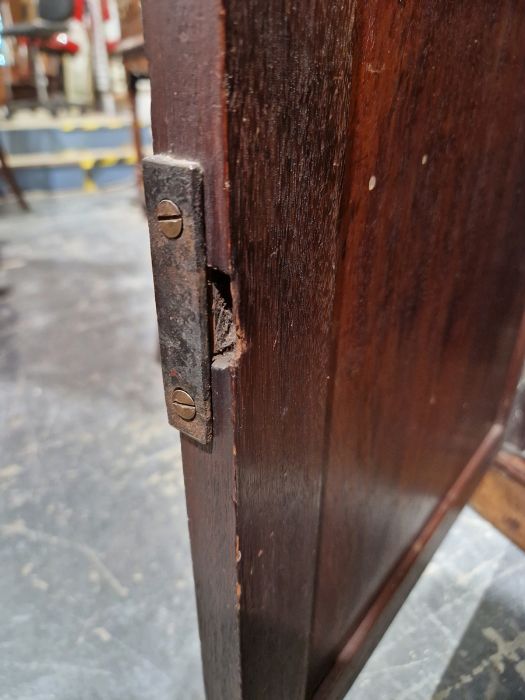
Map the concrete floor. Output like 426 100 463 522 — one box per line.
0 189 524 700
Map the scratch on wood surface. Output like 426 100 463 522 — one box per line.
235 535 242 563
365 62 385 74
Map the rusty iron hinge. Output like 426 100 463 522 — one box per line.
143 155 212 445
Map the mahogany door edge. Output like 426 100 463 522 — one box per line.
180 362 243 700
313 423 503 700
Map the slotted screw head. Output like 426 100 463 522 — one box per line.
172 389 196 421
156 199 183 239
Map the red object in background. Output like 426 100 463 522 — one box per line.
40 0 84 55
72 0 85 20
100 0 121 53
42 32 79 54
39 1 120 58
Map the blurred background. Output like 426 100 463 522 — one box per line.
0 2 524 699
0 0 150 202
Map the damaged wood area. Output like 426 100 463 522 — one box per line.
209 268 236 357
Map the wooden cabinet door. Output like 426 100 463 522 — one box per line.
141 1 525 698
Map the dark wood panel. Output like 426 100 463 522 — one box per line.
315 426 503 700
310 0 525 691
142 0 230 271
225 2 356 697
143 0 525 697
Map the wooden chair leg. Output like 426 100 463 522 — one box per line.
0 145 29 211
126 71 145 203
471 451 525 551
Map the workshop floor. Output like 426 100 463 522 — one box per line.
0 189 524 700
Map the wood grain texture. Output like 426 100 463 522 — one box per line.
141 0 230 271
315 425 504 700
225 2 356 697
181 362 242 700
142 3 240 697
309 1 525 691
143 0 525 697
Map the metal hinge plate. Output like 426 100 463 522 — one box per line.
143 155 212 445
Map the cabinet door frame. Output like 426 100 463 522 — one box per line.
142 1 525 697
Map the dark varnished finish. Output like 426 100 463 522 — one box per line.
141 2 239 694
226 2 356 697
141 0 230 272
181 361 242 700
309 2 525 690
315 426 504 700
143 0 525 698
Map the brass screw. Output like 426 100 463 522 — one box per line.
156 199 183 239
172 389 196 421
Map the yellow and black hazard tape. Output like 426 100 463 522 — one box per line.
79 153 137 191
61 118 129 133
